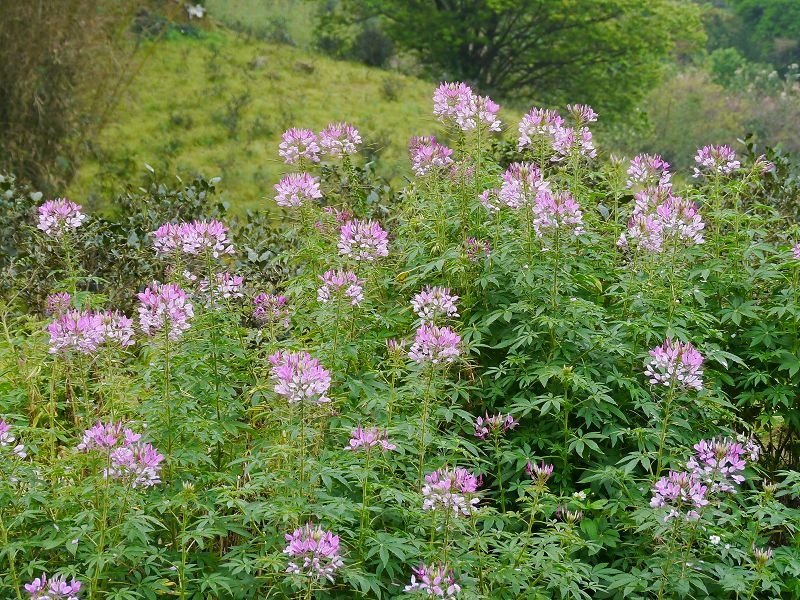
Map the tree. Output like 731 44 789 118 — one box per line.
320 0 703 117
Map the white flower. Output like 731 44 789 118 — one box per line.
709 535 721 545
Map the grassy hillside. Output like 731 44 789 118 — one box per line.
69 27 434 213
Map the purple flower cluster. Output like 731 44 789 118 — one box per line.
137 282 194 341
464 237 491 261
422 467 481 516
693 144 741 178
408 324 461 365
78 422 164 488
409 136 455 176
268 350 331 405
411 286 459 323
433 82 502 132
498 162 551 209
274 172 323 207
284 522 344 582
644 338 704 391
618 188 705 253
24 574 82 600
317 269 365 306
687 437 753 493
793 243 800 260
151 220 235 258
47 309 135 354
532 190 584 237
517 106 597 161
279 128 321 164
253 293 290 329
474 412 518 440
525 461 554 485
37 199 86 238
626 154 672 190
320 122 362 157
344 427 396 452
199 272 244 304
404 563 461 598
650 470 709 522
338 219 389 261
0 419 26 459
45 292 72 316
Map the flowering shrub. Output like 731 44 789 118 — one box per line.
1 81 800 600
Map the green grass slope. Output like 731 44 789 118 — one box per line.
70 28 434 213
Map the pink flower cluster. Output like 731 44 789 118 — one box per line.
404 563 461 598
284 522 344 582
320 122 362 157
498 162 551 209
137 282 194 341
433 82 502 132
626 154 672 190
409 136 455 176
199 272 244 304
344 427 396 452
793 243 800 260
411 286 459 323
268 350 331 405
274 172 322 207
644 338 704 391
408 324 461 365
687 437 754 493
47 309 135 354
338 219 389 261
474 412 518 440
151 220 235 258
0 419 26 458
532 191 584 237
37 199 86 238
618 188 705 253
693 144 741 178
317 269 364 306
464 237 491 261
650 470 709 522
78 422 164 488
517 106 597 161
45 292 72 316
526 461 554 485
253 293 290 329
24 574 82 600
422 466 481 516
279 128 321 164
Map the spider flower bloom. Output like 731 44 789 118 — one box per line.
47 311 106 354
452 93 502 132
656 196 705 246
409 136 454 176
274 172 323 207
517 108 564 151
632 185 674 216
626 154 672 190
317 269 364 306
344 427 396 451
268 350 331 405
284 522 344 582
100 310 136 348
253 293 290 329
753 546 773 567
152 220 235 258
525 461 555 484
338 219 389 261
319 122 361 157
793 243 800 260
474 412 518 440
408 324 461 365
411 286 459 323
137 282 194 341
36 198 87 238
45 292 72 316
532 190 584 237
433 82 474 123
498 162 551 209
693 144 741 178
644 339 704 391
77 421 138 451
199 272 244 304
551 125 596 162
279 128 320 164
108 442 165 488
464 237 491 261
24 574 82 600
404 563 461 598
0 420 26 459
566 103 598 125
478 189 502 213
687 438 748 493
422 467 481 516
650 470 709 522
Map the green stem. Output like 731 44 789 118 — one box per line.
655 384 677 478
417 369 437 484
90 457 112 599
0 508 23 600
493 434 506 512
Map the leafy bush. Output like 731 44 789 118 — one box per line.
1 83 799 599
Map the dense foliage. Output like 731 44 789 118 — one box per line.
1 83 800 599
